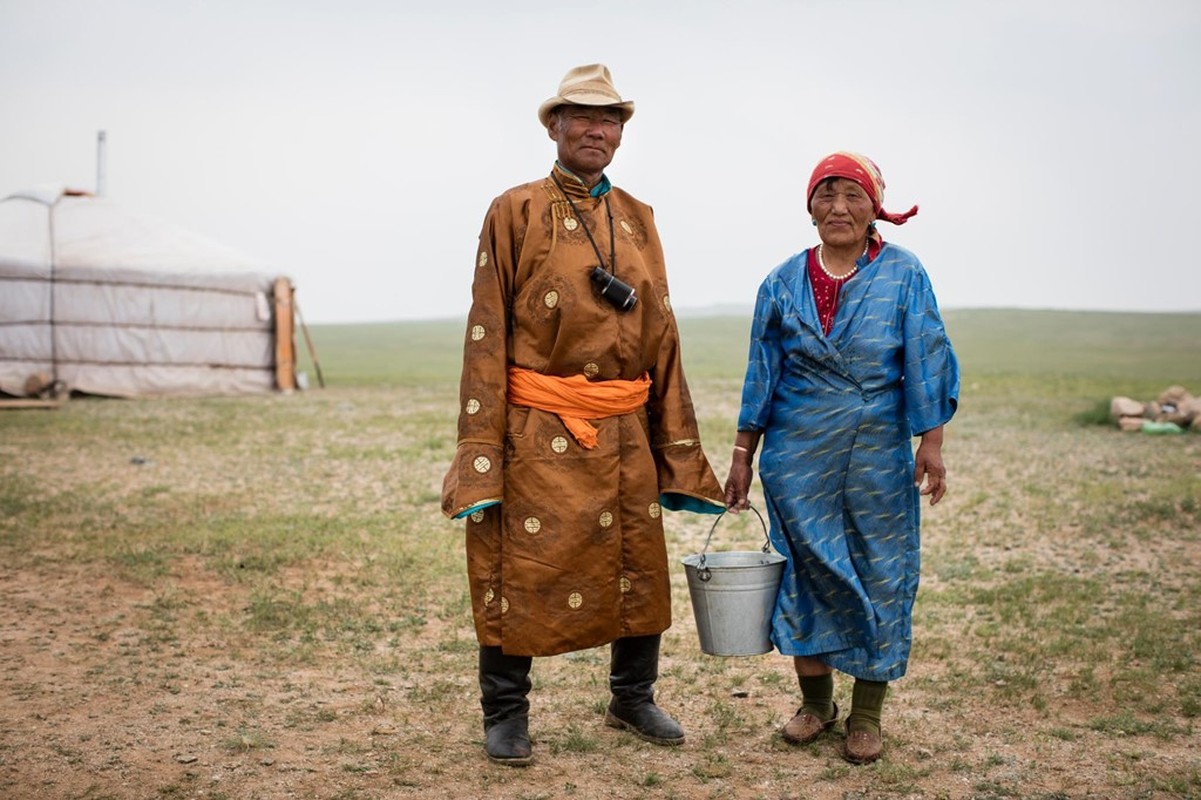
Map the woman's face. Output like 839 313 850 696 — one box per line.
810 178 875 248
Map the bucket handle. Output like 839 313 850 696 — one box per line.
696 504 770 582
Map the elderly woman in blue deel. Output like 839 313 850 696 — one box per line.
723 152 960 765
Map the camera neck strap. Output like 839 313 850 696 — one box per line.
551 172 616 276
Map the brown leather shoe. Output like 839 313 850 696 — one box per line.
843 722 882 764
781 702 838 745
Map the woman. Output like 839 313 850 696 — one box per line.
723 152 959 765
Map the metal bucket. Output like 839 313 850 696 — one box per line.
681 507 785 657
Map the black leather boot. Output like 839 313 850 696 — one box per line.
479 646 533 766
604 634 685 745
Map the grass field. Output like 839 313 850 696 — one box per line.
1 309 1199 799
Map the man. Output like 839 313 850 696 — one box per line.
441 64 725 766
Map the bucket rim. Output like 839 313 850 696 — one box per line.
681 550 786 568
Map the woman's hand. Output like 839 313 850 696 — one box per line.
914 425 947 505
724 458 753 512
724 432 760 512
723 432 762 512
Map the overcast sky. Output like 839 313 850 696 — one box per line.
2 0 1198 323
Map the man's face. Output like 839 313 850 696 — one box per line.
549 105 623 180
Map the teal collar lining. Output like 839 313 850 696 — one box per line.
554 161 611 197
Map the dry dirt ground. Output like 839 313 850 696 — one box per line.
2 389 1199 800
3 544 1197 800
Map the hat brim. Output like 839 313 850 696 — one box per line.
538 95 635 128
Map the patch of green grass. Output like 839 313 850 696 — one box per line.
1086 711 1191 740
1149 765 1201 795
550 724 601 754
1123 612 1197 673
223 726 274 752
298 320 464 387
0 473 47 525
244 587 313 632
1178 676 1201 718
1074 398 1115 427
691 753 734 780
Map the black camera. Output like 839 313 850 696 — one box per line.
590 266 637 312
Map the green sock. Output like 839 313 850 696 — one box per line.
848 679 888 734
798 673 835 720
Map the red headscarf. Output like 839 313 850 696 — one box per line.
806 151 918 226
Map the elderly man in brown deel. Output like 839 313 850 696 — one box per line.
442 64 725 766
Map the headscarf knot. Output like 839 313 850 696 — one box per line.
806 151 918 226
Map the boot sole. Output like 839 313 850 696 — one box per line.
487 752 533 767
604 711 685 746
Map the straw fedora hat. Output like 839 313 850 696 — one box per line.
537 64 635 128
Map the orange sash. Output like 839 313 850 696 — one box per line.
507 366 650 449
